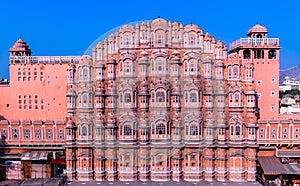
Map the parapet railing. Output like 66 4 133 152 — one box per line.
230 38 279 50
10 56 81 64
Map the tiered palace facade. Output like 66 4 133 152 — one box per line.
0 18 299 183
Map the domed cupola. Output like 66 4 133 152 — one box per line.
171 50 180 61
66 119 75 128
10 37 32 56
139 50 148 61
204 31 212 41
246 85 255 94
247 23 268 38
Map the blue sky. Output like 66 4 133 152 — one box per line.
1 0 300 79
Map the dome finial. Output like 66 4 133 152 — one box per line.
256 21 259 25
158 14 160 18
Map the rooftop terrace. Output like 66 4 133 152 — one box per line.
230 38 279 51
10 56 81 64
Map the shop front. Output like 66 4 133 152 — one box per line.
258 155 300 186
0 153 21 180
20 152 51 179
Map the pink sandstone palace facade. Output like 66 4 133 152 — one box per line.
0 18 299 184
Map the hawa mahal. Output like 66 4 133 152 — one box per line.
0 17 299 184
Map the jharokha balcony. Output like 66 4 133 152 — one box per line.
230 38 279 50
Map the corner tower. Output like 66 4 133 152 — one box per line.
229 23 280 120
9 37 32 64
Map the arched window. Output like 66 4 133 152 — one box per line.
190 93 197 102
124 125 132 136
189 34 196 45
140 30 146 40
254 50 264 59
83 94 88 104
157 61 163 71
235 126 240 135
82 126 87 136
230 125 234 135
188 60 197 74
156 91 165 102
229 93 233 103
156 33 164 44
124 60 132 73
235 93 239 103
233 66 239 79
124 93 131 103
185 93 188 102
190 125 198 135
268 50 276 59
230 123 243 137
82 158 87 169
243 50 250 59
124 34 131 45
82 68 89 81
155 154 164 166
228 66 232 79
156 123 166 135
151 92 155 102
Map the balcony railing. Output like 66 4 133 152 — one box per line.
10 56 81 64
230 38 279 50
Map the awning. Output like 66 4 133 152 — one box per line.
258 156 284 175
0 153 20 160
283 164 300 175
277 149 300 157
21 152 49 161
51 157 66 164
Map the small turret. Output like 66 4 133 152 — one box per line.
247 23 268 38
10 37 31 57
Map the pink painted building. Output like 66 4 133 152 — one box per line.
0 18 299 185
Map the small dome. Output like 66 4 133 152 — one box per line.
204 31 211 40
151 16 168 26
172 50 180 56
67 88 76 95
66 119 75 127
172 86 180 94
216 60 224 66
247 85 255 92
13 38 28 47
10 37 31 53
172 55 180 61
247 23 267 35
249 118 256 125
140 50 148 56
139 50 148 62
107 56 117 64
